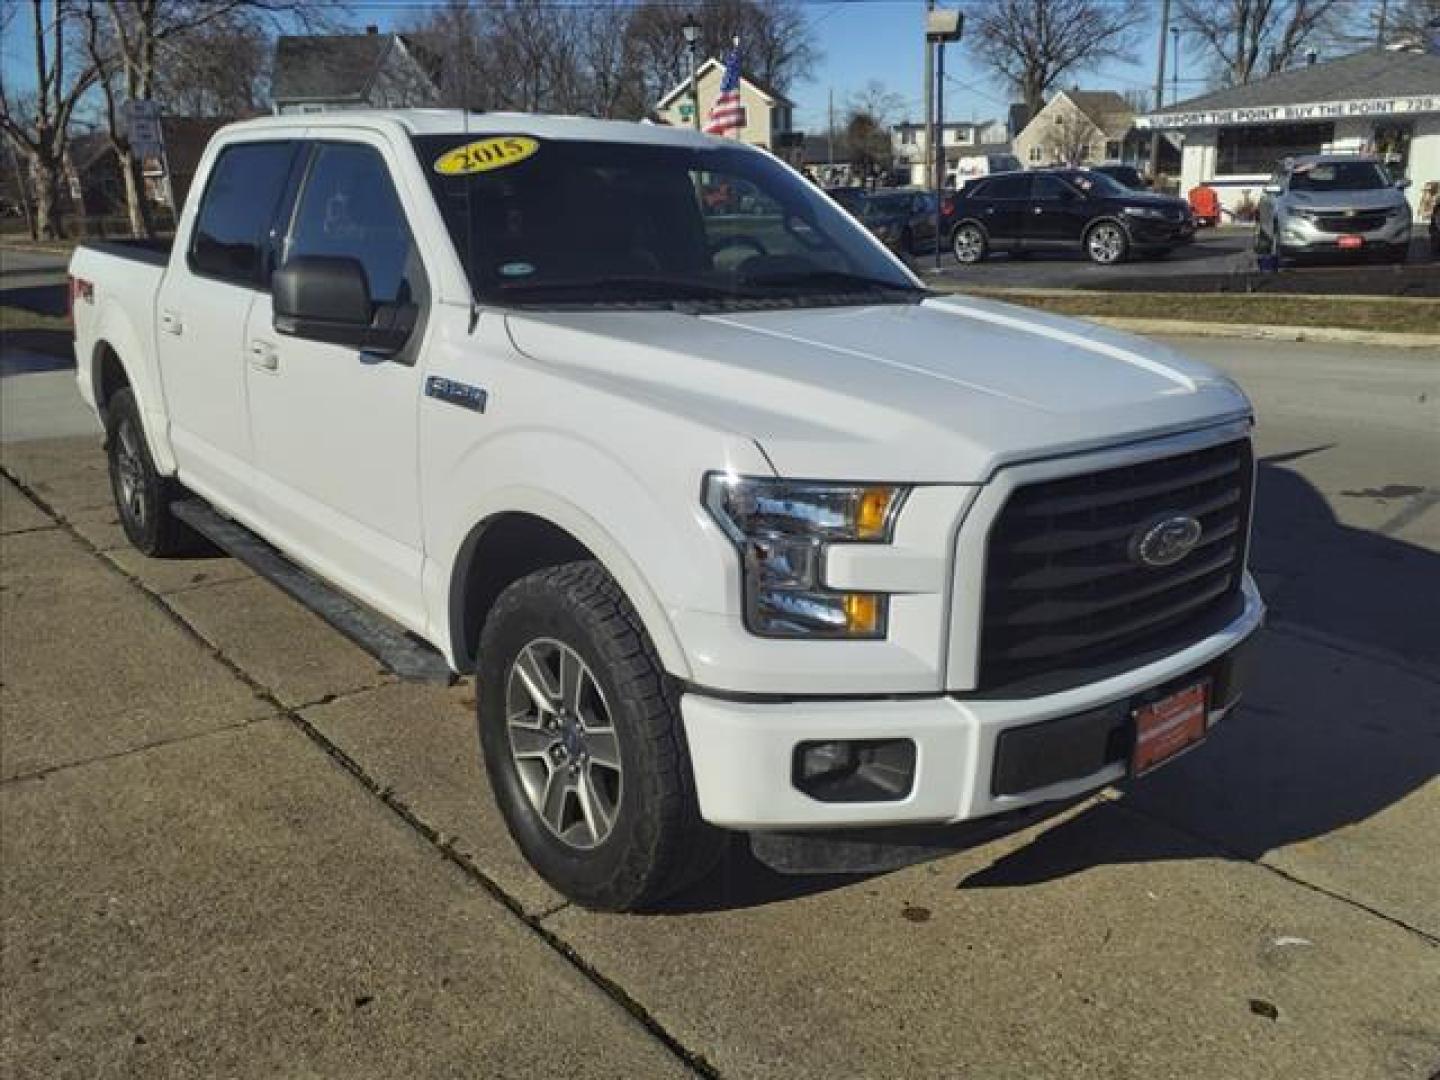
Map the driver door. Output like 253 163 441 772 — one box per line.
242 137 430 629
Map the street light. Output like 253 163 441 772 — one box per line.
683 15 702 131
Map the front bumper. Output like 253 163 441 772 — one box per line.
681 574 1263 829
1279 211 1410 253
1126 216 1195 247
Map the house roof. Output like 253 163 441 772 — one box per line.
656 57 793 110
272 32 435 104
1148 48 1440 116
1065 91 1135 135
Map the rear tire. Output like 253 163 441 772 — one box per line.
478 561 724 911
951 223 987 264
105 388 193 557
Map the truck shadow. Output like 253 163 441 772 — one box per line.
666 452 1440 911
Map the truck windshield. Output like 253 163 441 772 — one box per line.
413 134 922 309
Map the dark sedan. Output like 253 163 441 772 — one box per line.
943 169 1195 265
857 189 940 255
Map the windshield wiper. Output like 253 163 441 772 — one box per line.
739 269 924 295
499 275 744 303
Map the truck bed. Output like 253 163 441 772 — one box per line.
77 237 172 268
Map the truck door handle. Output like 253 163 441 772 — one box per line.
249 340 278 371
160 309 184 335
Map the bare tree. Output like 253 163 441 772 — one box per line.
153 12 269 117
79 1 340 237
966 0 1146 117
843 109 890 179
848 80 906 129
1176 0 1344 87
0 0 99 239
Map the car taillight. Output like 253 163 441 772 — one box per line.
67 275 92 324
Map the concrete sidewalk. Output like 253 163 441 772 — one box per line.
3 437 1438 1079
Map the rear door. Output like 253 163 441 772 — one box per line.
156 139 300 508
970 174 1029 248
241 136 431 627
1027 174 1089 248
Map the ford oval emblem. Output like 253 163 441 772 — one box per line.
1131 514 1202 568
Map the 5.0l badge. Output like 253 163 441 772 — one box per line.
1131 513 1202 568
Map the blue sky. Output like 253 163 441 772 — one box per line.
1 0 1211 132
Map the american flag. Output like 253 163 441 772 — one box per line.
704 41 747 136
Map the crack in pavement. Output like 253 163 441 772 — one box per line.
0 714 277 788
0 467 720 1079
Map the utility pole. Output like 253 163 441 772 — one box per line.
828 87 834 167
1149 0 1170 182
925 7 962 270
1376 0 1389 48
923 0 935 193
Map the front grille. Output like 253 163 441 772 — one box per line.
978 439 1252 695
1314 213 1386 234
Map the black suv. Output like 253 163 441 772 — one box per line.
943 169 1195 265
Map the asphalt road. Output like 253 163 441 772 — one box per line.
2 298 1438 1074
917 225 1440 294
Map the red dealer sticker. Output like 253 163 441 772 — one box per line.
1132 681 1209 775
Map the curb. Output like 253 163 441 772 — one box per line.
1080 317 1440 349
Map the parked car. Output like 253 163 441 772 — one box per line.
1255 154 1412 264
69 112 1262 911
944 168 1196 265
824 185 867 217
947 152 1023 190
856 188 940 254
1091 163 1149 190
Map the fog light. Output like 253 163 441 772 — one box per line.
793 739 916 803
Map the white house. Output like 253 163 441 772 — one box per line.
1137 48 1440 216
656 59 795 151
891 119 1009 185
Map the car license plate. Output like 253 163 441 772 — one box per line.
1338 235 1363 249
1132 681 1209 775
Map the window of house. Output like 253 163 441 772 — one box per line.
1028 146 1043 163
901 128 916 145
1105 140 1122 160
1216 122 1334 175
189 141 297 286
285 143 420 305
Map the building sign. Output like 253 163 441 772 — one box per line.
1139 94 1440 130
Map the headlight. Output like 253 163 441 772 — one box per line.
703 475 907 639
1123 207 1170 221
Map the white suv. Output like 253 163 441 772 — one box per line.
69 112 1263 910
1257 154 1412 263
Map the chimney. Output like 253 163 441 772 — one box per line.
366 24 379 35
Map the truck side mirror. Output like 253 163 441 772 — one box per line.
273 256 412 356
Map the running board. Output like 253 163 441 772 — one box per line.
171 498 455 685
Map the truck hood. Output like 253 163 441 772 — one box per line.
504 295 1250 483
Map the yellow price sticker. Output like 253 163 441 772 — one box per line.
434 136 539 176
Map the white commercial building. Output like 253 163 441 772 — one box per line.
1137 49 1440 218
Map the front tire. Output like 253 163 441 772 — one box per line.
478 561 724 911
1084 221 1129 265
105 388 193 557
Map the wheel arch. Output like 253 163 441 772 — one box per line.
446 500 692 682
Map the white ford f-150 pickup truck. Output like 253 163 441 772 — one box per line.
70 111 1263 910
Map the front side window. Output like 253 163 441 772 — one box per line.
1032 175 1077 200
415 135 920 310
285 143 420 305
190 141 296 285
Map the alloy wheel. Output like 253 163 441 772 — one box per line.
953 226 984 264
114 419 148 530
1088 223 1125 264
505 638 623 850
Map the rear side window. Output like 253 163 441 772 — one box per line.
284 143 419 305
983 175 1030 200
190 142 296 286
